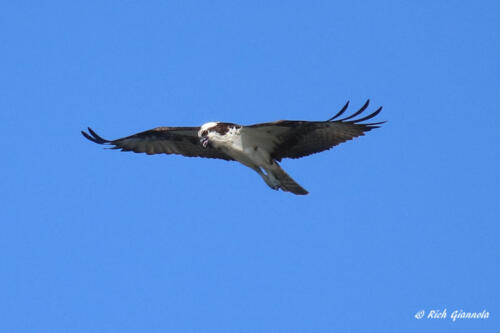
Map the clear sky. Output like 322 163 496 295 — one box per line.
1 1 499 332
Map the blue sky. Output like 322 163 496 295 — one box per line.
1 1 499 332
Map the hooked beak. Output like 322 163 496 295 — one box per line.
200 137 209 148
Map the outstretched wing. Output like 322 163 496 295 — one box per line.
245 100 384 161
81 126 234 161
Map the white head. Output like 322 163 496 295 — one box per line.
198 122 241 148
198 122 219 148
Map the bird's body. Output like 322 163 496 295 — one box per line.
82 100 384 195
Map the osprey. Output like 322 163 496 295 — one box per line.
82 100 384 195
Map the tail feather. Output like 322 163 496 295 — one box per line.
269 163 309 195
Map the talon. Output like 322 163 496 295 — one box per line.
200 137 209 148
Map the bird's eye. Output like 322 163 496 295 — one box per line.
202 130 208 137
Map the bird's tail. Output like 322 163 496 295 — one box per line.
269 162 309 195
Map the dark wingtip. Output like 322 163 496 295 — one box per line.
337 99 370 122
365 120 387 126
350 106 383 123
327 100 384 125
81 127 110 144
327 100 350 121
81 130 94 142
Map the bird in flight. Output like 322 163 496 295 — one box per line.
82 100 384 195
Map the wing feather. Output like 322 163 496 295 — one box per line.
246 100 384 160
81 126 234 161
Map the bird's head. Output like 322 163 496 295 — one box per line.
198 122 219 148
